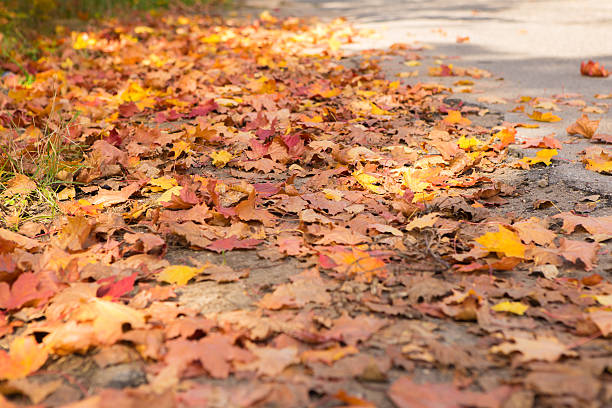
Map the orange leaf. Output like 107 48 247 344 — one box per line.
581 60 610 77
0 336 48 380
566 114 599 138
443 110 471 126
528 111 561 122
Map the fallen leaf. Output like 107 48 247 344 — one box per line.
0 336 48 380
521 148 557 166
491 301 528 315
158 264 208 285
210 150 234 167
581 60 610 77
475 225 525 258
558 238 599 270
206 237 263 253
566 114 599 138
444 110 471 126
528 111 561 122
491 335 576 363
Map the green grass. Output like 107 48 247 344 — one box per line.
0 0 229 59
0 105 85 228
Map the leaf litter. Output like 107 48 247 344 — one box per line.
0 7 610 408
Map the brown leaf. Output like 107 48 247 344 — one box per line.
238 345 299 376
558 238 599 270
566 114 599 138
52 216 94 252
90 180 145 207
490 335 577 363
324 313 387 346
553 212 612 241
513 217 556 246
388 376 511 408
258 268 331 310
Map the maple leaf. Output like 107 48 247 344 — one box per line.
237 345 299 377
118 101 140 118
257 268 331 310
492 127 516 149
162 334 253 379
301 346 359 365
528 111 561 122
521 148 557 166
558 238 598 270
475 225 525 258
490 335 576 363
522 134 562 149
52 215 94 252
581 60 610 77
553 212 612 241
592 133 612 143
388 377 511 408
352 170 384 194
210 150 234 167
0 272 55 310
324 313 387 346
158 264 208 285
206 237 263 253
0 174 37 198
566 114 599 138
90 180 145 207
444 110 471 126
589 310 612 336
148 176 178 192
0 336 48 380
96 273 138 298
491 301 528 315
457 135 480 150
512 217 556 246
235 190 276 226
325 248 387 282
0 228 41 252
582 146 612 173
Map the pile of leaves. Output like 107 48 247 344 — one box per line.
0 10 611 408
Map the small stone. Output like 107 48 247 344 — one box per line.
537 178 548 187
90 363 146 389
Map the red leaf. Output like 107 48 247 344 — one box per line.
580 60 610 77
118 102 140 118
96 272 138 298
0 272 55 310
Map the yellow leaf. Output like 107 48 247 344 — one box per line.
0 336 48 380
157 185 183 204
158 264 208 285
528 111 561 122
353 171 384 194
521 149 558 166
475 225 525 258
148 176 178 192
370 102 391 115
57 186 76 201
457 135 481 150
404 60 421 66
323 188 344 201
586 158 612 173
171 140 191 159
492 301 529 315
210 150 234 168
